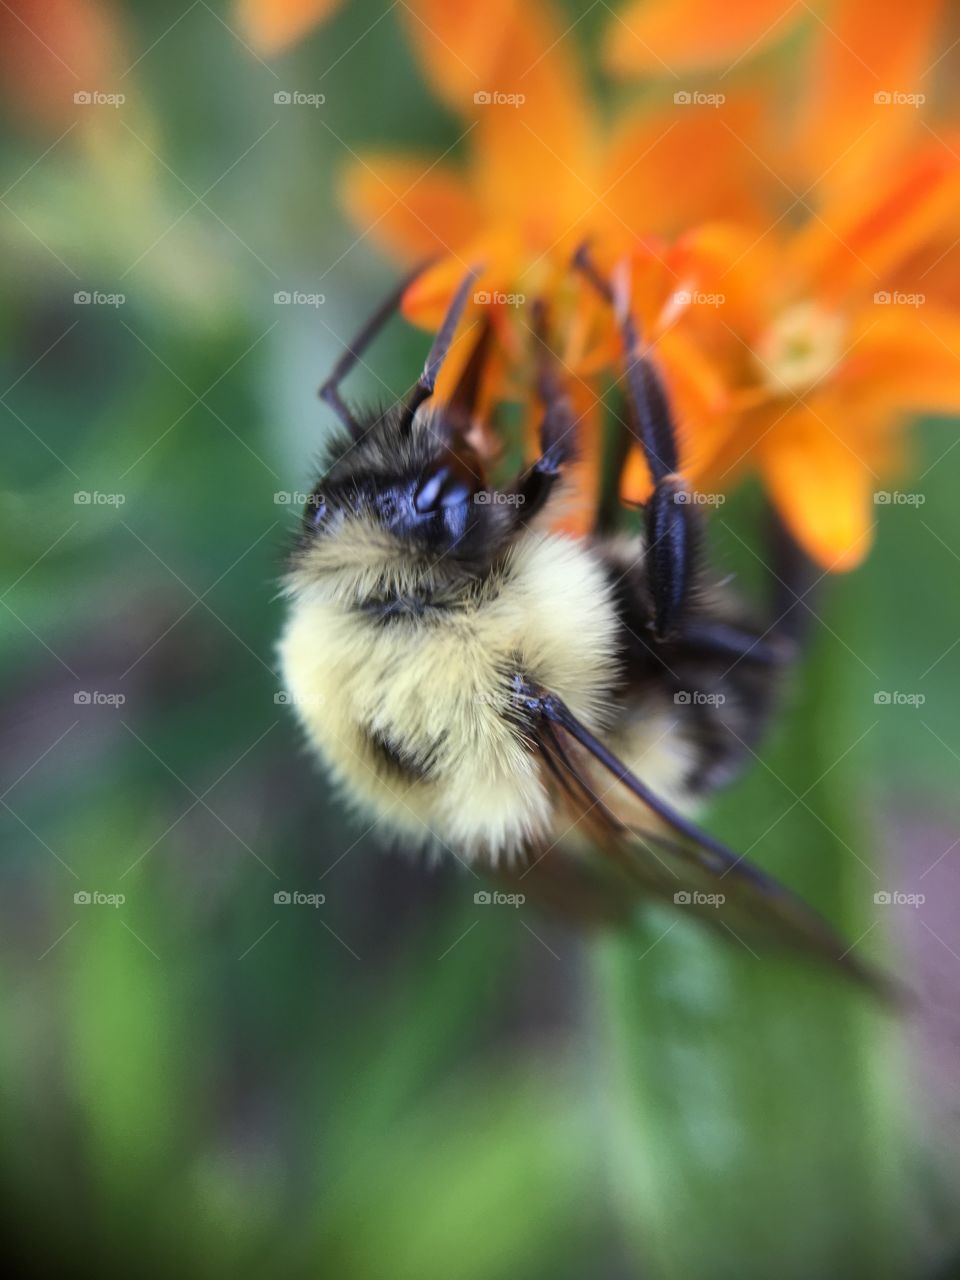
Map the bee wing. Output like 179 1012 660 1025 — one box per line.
523 684 890 995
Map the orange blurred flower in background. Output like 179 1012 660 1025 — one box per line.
239 0 960 570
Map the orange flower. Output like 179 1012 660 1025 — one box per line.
243 0 960 570
340 1 787 526
604 0 948 195
652 144 960 569
0 0 124 129
602 0 960 569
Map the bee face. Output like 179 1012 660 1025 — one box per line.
292 409 508 597
306 445 483 547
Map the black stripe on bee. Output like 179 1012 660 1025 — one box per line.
365 727 446 782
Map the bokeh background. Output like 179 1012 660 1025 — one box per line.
2 2 960 1276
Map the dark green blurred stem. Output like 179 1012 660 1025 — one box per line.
586 580 907 1280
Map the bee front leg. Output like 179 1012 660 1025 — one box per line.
513 301 577 520
573 245 697 640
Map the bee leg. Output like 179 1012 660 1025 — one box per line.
573 244 696 641
319 263 431 434
401 265 482 431
512 301 577 519
446 318 493 432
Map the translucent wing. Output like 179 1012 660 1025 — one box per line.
512 681 891 996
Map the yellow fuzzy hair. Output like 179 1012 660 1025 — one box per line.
279 529 696 863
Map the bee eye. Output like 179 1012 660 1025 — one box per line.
414 463 474 514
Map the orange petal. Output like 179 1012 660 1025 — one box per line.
399 0 517 114
601 94 780 235
671 220 787 336
798 0 942 186
656 326 731 419
760 408 875 571
795 144 960 299
468 2 595 236
0 0 124 129
399 232 522 329
605 0 797 76
552 381 605 535
340 156 481 270
234 0 342 56
846 303 960 414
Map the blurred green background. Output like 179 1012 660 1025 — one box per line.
2 2 960 1276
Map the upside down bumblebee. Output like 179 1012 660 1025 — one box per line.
278 252 880 987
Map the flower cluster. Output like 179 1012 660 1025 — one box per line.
238 0 960 569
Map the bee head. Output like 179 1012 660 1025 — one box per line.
287 406 515 602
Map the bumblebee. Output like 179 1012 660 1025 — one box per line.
279 252 877 985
